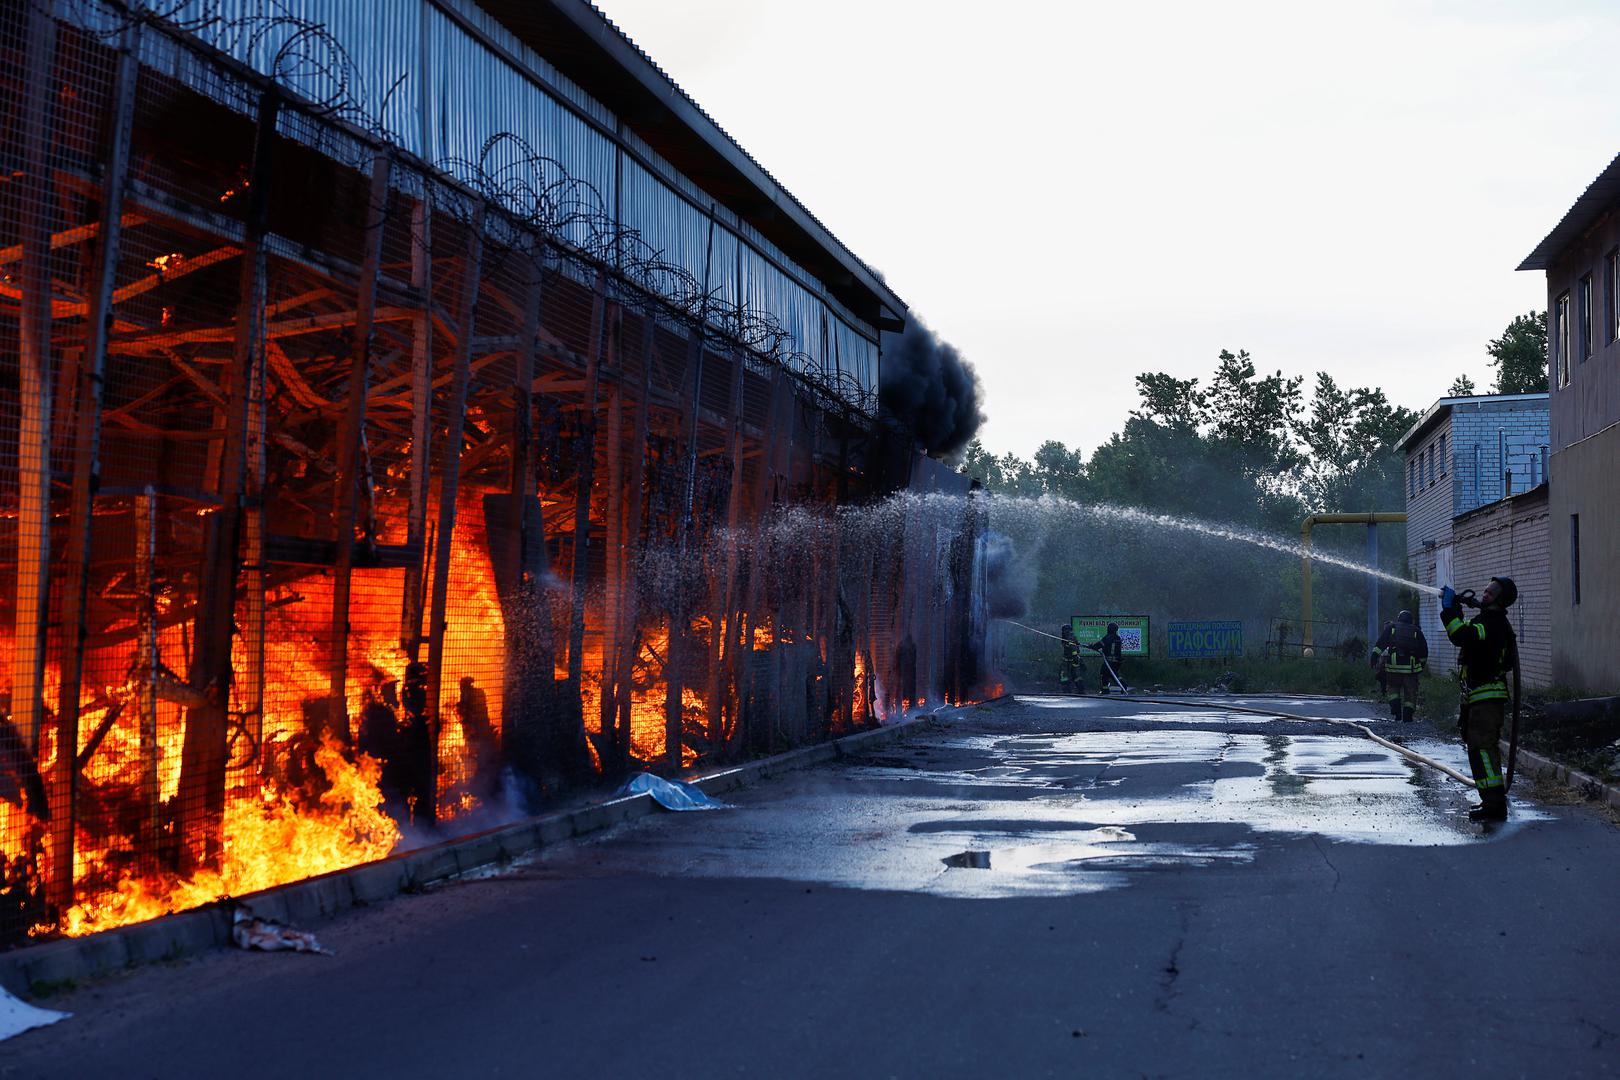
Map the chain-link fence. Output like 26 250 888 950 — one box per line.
0 0 990 946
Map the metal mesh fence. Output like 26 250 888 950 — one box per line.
0 0 988 946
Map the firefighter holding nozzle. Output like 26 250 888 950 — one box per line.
1085 623 1127 694
1058 625 1085 694
1372 610 1428 722
1441 577 1519 823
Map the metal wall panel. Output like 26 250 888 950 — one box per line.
434 0 617 128
423 6 616 250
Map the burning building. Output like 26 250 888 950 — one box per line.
0 0 991 944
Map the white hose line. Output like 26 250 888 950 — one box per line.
1107 694 1476 789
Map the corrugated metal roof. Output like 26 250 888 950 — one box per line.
1518 150 1620 271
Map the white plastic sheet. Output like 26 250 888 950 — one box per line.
0 986 68 1042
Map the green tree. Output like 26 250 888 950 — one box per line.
958 438 1043 496
1448 374 1476 396
1487 311 1548 394
1030 440 1089 500
1294 374 1417 512
1204 349 1305 492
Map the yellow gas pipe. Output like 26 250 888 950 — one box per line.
1300 512 1407 656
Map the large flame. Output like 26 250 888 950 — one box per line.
60 738 398 936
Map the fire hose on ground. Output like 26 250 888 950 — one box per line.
998 618 1478 790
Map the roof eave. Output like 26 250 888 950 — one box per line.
1518 150 1620 272
540 0 908 325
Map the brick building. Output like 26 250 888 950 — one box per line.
1396 393 1550 680
1520 153 1620 693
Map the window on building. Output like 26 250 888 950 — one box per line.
1607 249 1619 343
1439 433 1447 476
1426 443 1434 487
1571 514 1582 605
1408 458 1416 498
1555 292 1571 388
1579 274 1594 363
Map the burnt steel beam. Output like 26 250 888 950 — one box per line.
401 198 433 659
425 203 488 828
609 313 657 771
328 154 394 744
565 271 608 689
176 89 280 875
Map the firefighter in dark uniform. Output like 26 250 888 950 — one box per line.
398 660 436 826
1059 625 1084 694
1373 610 1428 722
1441 576 1518 822
1086 623 1127 693
1372 618 1393 701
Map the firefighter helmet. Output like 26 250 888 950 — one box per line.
1107 622 1119 634
1490 576 1518 608
1397 609 1413 625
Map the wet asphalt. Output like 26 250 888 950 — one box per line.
7 694 1620 1079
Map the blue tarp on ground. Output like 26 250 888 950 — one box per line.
616 774 732 811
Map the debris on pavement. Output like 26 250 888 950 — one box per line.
0 985 68 1041
232 908 329 954
617 773 732 811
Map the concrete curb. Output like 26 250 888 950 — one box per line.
1503 741 1620 812
0 709 952 998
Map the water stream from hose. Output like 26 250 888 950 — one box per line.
985 493 1436 596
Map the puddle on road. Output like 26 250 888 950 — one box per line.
526 719 1554 902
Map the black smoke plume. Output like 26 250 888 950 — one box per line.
983 531 1030 619
880 314 984 458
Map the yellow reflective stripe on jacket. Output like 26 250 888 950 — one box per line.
1468 681 1508 703
1445 617 1465 634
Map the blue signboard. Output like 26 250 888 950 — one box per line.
1167 620 1244 659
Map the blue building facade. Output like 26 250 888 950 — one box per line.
1397 393 1549 670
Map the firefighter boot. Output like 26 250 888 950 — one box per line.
1464 744 1508 822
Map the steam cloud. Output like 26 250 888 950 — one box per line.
983 531 1030 619
880 314 984 458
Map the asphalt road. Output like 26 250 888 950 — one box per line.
7 695 1620 1079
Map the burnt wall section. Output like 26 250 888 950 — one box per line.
0 1 987 945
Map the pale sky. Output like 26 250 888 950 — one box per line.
593 0 1620 459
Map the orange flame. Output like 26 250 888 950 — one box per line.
60 738 399 936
